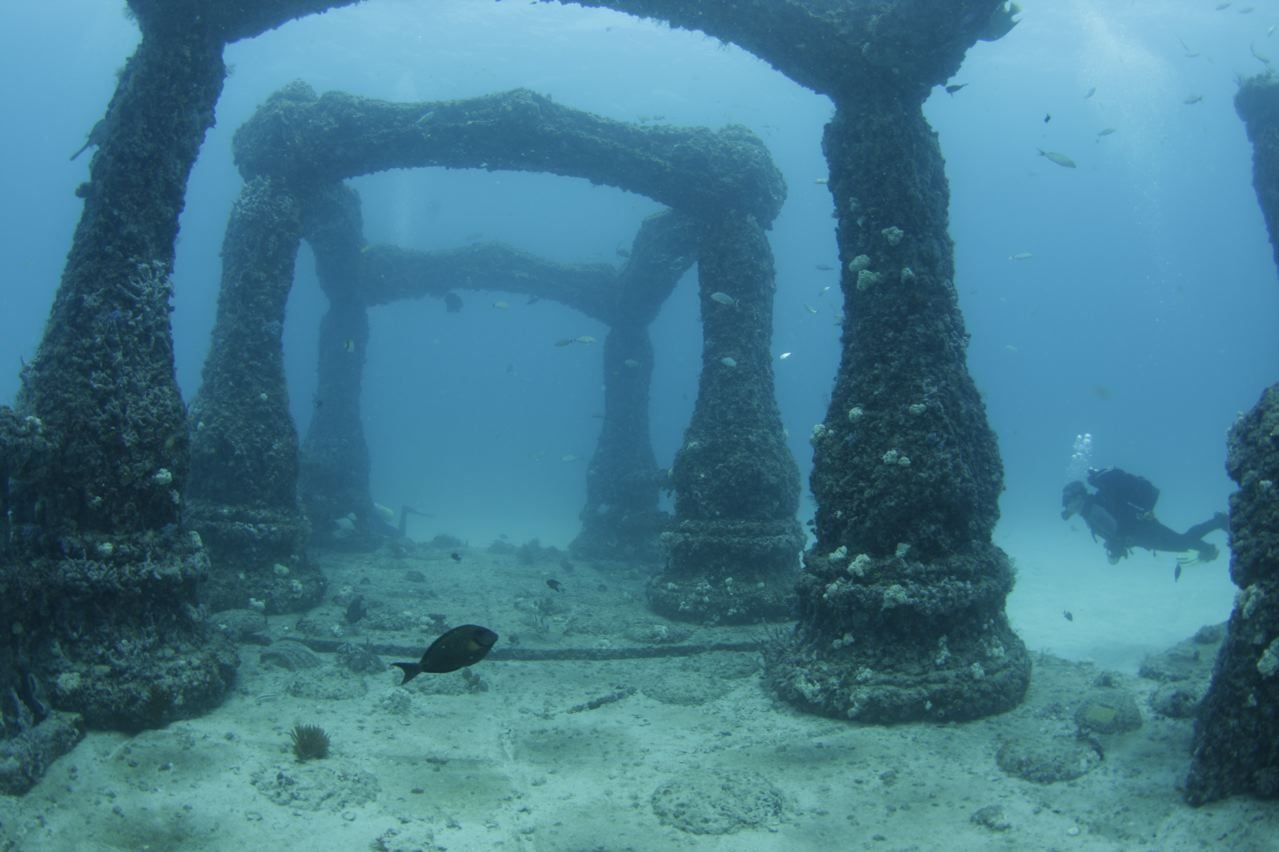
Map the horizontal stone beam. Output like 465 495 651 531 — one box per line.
127 0 360 44
359 243 619 323
552 0 1012 99
236 84 785 225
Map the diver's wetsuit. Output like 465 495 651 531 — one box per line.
1062 468 1227 563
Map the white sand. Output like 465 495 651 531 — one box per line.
2 533 1273 851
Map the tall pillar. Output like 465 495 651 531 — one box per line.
649 214 803 624
0 26 236 738
770 93 1030 721
575 324 668 560
298 183 384 548
574 210 698 561
187 177 324 613
1183 75 1279 805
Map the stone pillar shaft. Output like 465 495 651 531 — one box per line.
0 27 236 741
650 213 803 623
772 93 1029 722
299 183 381 548
1183 75 1279 805
187 177 322 613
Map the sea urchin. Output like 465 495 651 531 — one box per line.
289 723 330 761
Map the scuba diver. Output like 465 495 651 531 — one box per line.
1060 467 1227 575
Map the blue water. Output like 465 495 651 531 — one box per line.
1 0 1275 556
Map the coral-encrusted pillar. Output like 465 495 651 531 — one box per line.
575 211 698 561
298 183 385 549
187 177 324 614
769 91 1030 721
650 213 803 624
1183 75 1279 805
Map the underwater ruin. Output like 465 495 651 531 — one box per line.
0 0 1275 842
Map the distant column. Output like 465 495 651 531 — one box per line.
574 211 698 561
770 91 1030 721
649 213 803 624
1183 75 1279 805
298 183 385 549
574 324 667 560
187 177 324 614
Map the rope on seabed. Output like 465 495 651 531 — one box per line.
289 636 765 662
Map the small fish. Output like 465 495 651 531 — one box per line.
443 292 463 313
392 624 499 683
779 352 793 360
1084 87 1097 99
803 303 819 315
1063 610 1074 622
709 291 736 306
623 358 641 368
493 300 510 310
815 264 835 271
345 595 367 624
1183 94 1203 105
554 338 576 347
1008 251 1034 261
560 453 579 463
944 83 968 95
546 579 563 592
719 356 737 368
1268 24 1275 36
1096 127 1117 137
1174 561 1183 581
1250 42 1271 65
1038 149 1077 168
814 178 829 185
69 117 107 160
450 551 463 562
1043 113 1052 124
343 338 356 353
575 335 596 345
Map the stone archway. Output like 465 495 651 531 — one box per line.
0 1 1042 786
187 83 802 622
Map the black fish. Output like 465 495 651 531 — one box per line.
345 595 367 624
944 83 968 95
1063 610 1074 622
450 551 463 563
1043 113 1052 123
443 292 463 313
392 625 499 683
546 579 563 592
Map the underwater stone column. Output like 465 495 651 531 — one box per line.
650 213 803 624
1183 75 1279 805
187 177 324 614
574 211 698 561
0 25 237 739
298 183 385 550
574 324 669 560
769 91 1030 722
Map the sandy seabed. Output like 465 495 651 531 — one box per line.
2 523 1276 852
